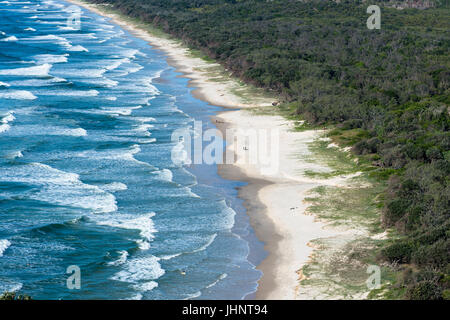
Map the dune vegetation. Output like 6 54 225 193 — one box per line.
85 0 449 299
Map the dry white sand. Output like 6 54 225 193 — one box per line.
67 0 357 299
215 111 360 299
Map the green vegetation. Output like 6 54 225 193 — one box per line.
0 292 32 300
87 0 449 299
299 138 390 299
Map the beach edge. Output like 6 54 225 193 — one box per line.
64 0 330 300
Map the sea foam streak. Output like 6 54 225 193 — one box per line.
0 240 11 257
101 182 128 192
5 125 87 137
108 250 129 266
0 63 51 76
0 111 15 133
78 144 149 165
95 212 157 243
42 89 99 97
0 90 37 100
155 168 173 182
0 163 118 213
0 36 18 41
111 255 165 283
33 54 68 64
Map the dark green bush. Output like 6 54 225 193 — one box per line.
412 239 450 268
406 281 443 300
382 241 415 264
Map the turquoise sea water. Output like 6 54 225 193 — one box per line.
0 0 263 299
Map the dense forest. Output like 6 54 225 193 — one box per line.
87 0 449 299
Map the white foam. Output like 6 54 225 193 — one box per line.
0 239 11 257
1 36 18 41
78 144 145 165
184 187 201 198
101 182 128 192
133 281 158 292
0 124 11 133
0 163 118 213
54 67 106 78
155 169 173 182
1 111 15 124
24 27 36 31
111 255 165 283
171 140 191 165
95 23 115 30
24 34 67 42
192 234 217 253
1 124 87 137
123 79 160 96
33 54 68 64
108 250 128 266
8 77 66 87
99 105 142 116
0 124 10 133
62 128 87 136
147 69 165 82
0 90 37 100
104 58 130 71
44 89 98 97
205 273 228 289
136 138 157 144
128 293 143 300
119 49 140 59
22 35 88 52
57 26 78 31
81 77 118 87
43 0 65 8
0 63 51 76
0 81 10 87
136 239 150 251
0 112 15 134
119 65 144 76
159 252 182 260
7 150 24 159
184 291 201 300
96 212 157 242
133 117 156 122
100 78 118 87
68 45 88 52
134 123 153 136
0 282 23 295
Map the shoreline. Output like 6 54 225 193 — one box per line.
65 0 341 299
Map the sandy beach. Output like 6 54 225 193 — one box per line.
66 0 352 299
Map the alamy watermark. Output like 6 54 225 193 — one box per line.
366 265 381 290
171 120 280 175
66 265 81 290
367 5 381 30
65 5 82 30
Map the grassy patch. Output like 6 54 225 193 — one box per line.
295 130 402 299
299 237 395 299
305 176 384 233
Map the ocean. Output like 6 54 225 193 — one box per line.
0 0 263 299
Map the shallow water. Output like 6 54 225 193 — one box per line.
0 0 263 299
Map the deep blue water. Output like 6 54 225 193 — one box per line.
0 0 263 299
